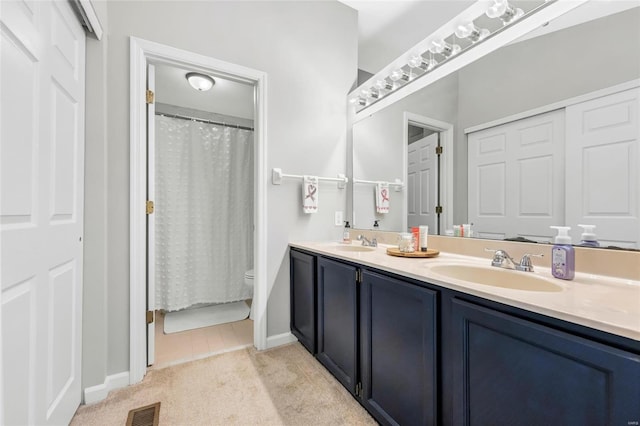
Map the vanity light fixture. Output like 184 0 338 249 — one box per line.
455 22 490 43
486 0 524 25
185 72 216 91
350 0 561 114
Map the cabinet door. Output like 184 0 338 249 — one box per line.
452 298 640 425
317 257 358 394
361 270 438 426
290 249 317 354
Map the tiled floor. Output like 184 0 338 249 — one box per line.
153 309 253 369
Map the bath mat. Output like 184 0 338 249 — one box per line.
164 301 250 334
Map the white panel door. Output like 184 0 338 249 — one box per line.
468 110 565 241
565 88 640 249
407 133 438 231
1 1 85 424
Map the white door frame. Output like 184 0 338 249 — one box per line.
403 112 453 233
129 37 268 384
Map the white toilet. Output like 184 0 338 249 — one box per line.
244 269 255 320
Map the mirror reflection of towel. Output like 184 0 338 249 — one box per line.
376 182 389 213
303 176 318 214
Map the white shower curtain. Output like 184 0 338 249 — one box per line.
155 115 253 312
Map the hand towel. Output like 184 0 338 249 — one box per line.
375 182 390 214
303 175 319 214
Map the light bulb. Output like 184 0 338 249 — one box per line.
375 79 393 91
408 55 437 71
486 0 523 25
429 39 461 58
349 97 367 106
389 69 410 82
368 88 381 99
455 22 490 43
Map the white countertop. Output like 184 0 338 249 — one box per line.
290 241 640 342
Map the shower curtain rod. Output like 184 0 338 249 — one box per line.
156 112 254 131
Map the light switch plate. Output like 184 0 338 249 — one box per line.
334 211 343 226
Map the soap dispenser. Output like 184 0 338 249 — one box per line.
550 226 575 280
577 224 600 247
343 221 352 244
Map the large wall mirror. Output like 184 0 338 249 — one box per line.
351 2 640 250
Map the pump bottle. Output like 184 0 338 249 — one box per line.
550 226 575 280
343 221 351 244
577 224 600 247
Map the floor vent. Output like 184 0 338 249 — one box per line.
126 402 160 426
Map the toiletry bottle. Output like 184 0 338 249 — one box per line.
411 227 419 251
343 221 351 243
577 224 600 247
372 220 380 244
419 225 428 251
550 226 575 280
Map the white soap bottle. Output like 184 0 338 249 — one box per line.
577 224 600 247
550 226 575 280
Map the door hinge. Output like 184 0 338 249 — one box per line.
146 310 154 324
146 200 154 215
435 146 443 155
435 205 443 214
355 382 363 397
146 89 154 104
356 269 362 284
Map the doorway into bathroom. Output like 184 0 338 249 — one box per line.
403 112 454 236
148 63 256 367
129 38 268 383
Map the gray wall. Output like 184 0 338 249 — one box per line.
83 0 109 390
83 0 357 389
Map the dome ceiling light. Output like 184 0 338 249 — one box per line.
185 72 216 91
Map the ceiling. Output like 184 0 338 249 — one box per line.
154 64 254 119
338 0 475 74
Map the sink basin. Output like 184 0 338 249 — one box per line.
335 244 377 252
429 264 562 292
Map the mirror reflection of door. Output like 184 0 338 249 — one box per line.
407 124 440 234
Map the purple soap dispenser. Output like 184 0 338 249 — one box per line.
550 226 575 280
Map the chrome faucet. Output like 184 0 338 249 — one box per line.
357 234 378 247
515 254 544 272
486 248 517 269
485 249 543 272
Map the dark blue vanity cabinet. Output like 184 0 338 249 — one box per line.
450 298 640 425
316 256 359 394
289 249 317 354
289 247 640 425
360 270 439 426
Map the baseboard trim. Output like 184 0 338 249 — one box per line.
83 371 130 405
266 332 298 349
